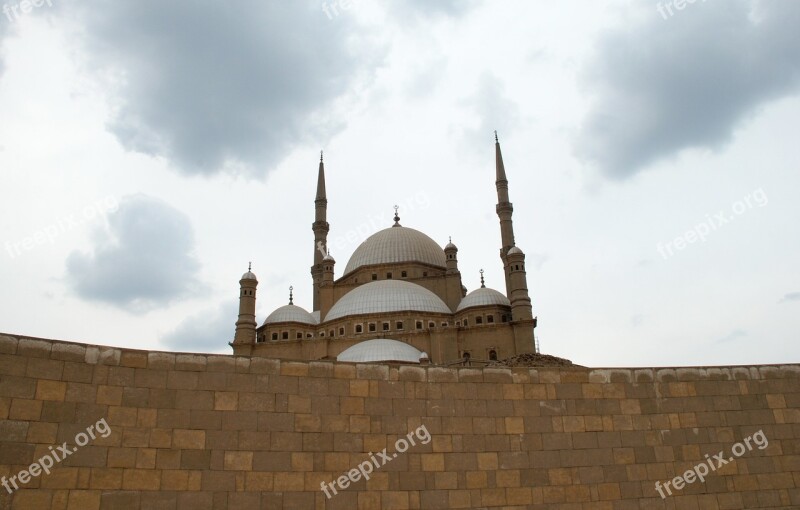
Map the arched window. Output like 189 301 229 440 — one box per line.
281 332 288 340
476 316 483 325
272 333 278 341
416 321 423 330
487 315 494 323
355 324 363 334
489 350 497 361
339 327 345 336
296 332 302 339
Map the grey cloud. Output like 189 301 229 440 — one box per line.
58 1 377 177
780 292 800 303
575 1 800 179
162 299 238 353
66 194 201 313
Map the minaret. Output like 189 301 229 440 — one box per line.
311 151 329 311
494 131 516 297
233 263 258 348
444 237 459 274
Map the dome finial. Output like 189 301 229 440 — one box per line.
248 261 251 272
392 205 401 227
480 268 485 288
449 236 452 243
289 285 294 305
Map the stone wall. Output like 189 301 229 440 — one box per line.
0 333 798 509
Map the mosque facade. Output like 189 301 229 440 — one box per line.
230 135 537 365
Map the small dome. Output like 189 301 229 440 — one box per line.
337 339 422 364
241 271 257 280
263 304 318 325
323 252 336 263
343 227 446 276
507 246 523 256
457 287 511 312
325 280 452 322
444 239 457 251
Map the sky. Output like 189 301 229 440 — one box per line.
0 0 798 367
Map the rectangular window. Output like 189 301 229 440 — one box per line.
282 332 288 340
416 321 423 330
296 332 302 339
396 321 404 330
382 322 390 331
369 323 376 332
476 316 483 325
386 272 393 279
339 327 345 336
401 271 407 278
487 315 494 323
372 273 377 281
355 324 363 333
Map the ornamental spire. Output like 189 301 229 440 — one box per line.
289 286 294 305
480 269 485 288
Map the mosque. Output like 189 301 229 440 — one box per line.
230 134 537 365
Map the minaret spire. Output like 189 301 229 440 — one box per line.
494 131 516 297
311 151 330 311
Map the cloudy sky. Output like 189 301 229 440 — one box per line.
1 0 798 367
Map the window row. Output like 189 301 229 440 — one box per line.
456 314 509 327
354 269 429 284
258 318 454 342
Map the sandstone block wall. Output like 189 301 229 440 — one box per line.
0 333 798 509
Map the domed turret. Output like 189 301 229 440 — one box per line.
444 237 459 274
233 263 258 351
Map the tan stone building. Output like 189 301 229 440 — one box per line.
231 135 537 364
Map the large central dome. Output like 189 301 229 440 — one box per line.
325 280 451 321
343 226 447 276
